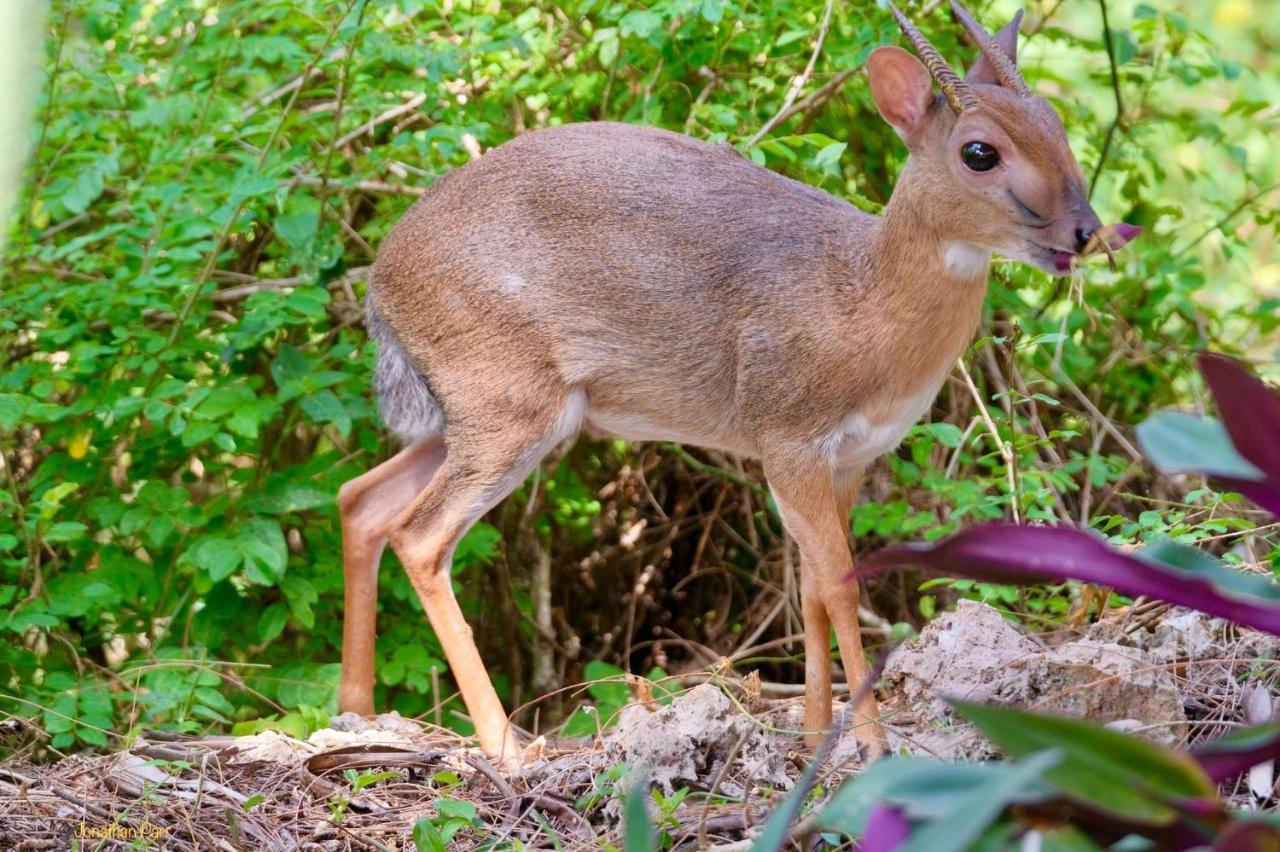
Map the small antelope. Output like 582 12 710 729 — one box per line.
337 1 1135 768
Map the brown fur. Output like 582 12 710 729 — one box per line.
336 6 1105 768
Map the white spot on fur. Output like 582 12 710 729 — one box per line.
820 386 941 468
944 242 991 278
499 273 526 295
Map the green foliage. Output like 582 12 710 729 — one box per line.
1 0 1276 759
623 773 657 852
952 701 1213 825
413 799 482 851
805 701 1279 849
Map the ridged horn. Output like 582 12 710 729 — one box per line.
950 0 1031 96
884 1 978 113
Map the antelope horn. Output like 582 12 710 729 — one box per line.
885 1 978 114
950 0 1032 96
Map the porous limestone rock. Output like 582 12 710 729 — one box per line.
608 683 791 796
885 600 1187 756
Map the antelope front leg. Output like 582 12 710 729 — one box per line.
767 457 885 758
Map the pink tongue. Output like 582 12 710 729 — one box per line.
1053 251 1074 273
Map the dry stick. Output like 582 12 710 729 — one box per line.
746 0 837 148
777 658 891 850
312 20 368 254
333 93 428 149
242 47 347 119
1078 423 1108 525
944 416 981 479
697 725 754 849
464 754 521 819
978 343 1027 520
1173 180 1280 259
1047 360 1144 463
956 357 1021 523
1088 0 1123 198
730 592 788 661
209 265 371 303
777 67 858 132
290 174 426 196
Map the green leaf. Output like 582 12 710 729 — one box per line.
1136 411 1261 480
44 521 87 542
413 817 447 852
0 393 30 430
250 483 334 514
620 9 662 39
813 141 846 173
923 422 965 448
623 774 656 852
275 203 321 253
300 390 352 437
453 522 501 569
436 799 477 821
897 750 1061 852
950 701 1215 825
193 538 241 582
238 517 288 585
584 659 630 707
271 346 311 396
277 663 341 710
258 602 289 642
816 756 1052 835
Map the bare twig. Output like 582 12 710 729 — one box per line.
956 356 1021 523
1089 0 1123 197
242 48 347 119
210 265 370 303
290 174 426 196
746 0 837 147
1174 180 1280 259
334 93 427 149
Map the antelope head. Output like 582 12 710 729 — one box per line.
868 0 1138 275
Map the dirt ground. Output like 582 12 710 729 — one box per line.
1 602 1275 850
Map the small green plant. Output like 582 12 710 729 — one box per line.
650 786 691 836
413 799 481 851
328 768 402 825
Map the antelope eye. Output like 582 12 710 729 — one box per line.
960 141 1000 172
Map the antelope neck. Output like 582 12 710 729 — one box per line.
870 189 992 294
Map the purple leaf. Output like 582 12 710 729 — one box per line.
1199 353 1280 480
1211 819 1280 851
855 524 1280 635
1190 723 1280 784
1216 477 1280 521
861 804 911 852
1198 353 1280 517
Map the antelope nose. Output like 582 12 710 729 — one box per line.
1074 227 1094 253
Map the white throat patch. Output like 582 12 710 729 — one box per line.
944 242 991 278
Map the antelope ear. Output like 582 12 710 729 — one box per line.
967 10 1023 86
868 46 934 144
